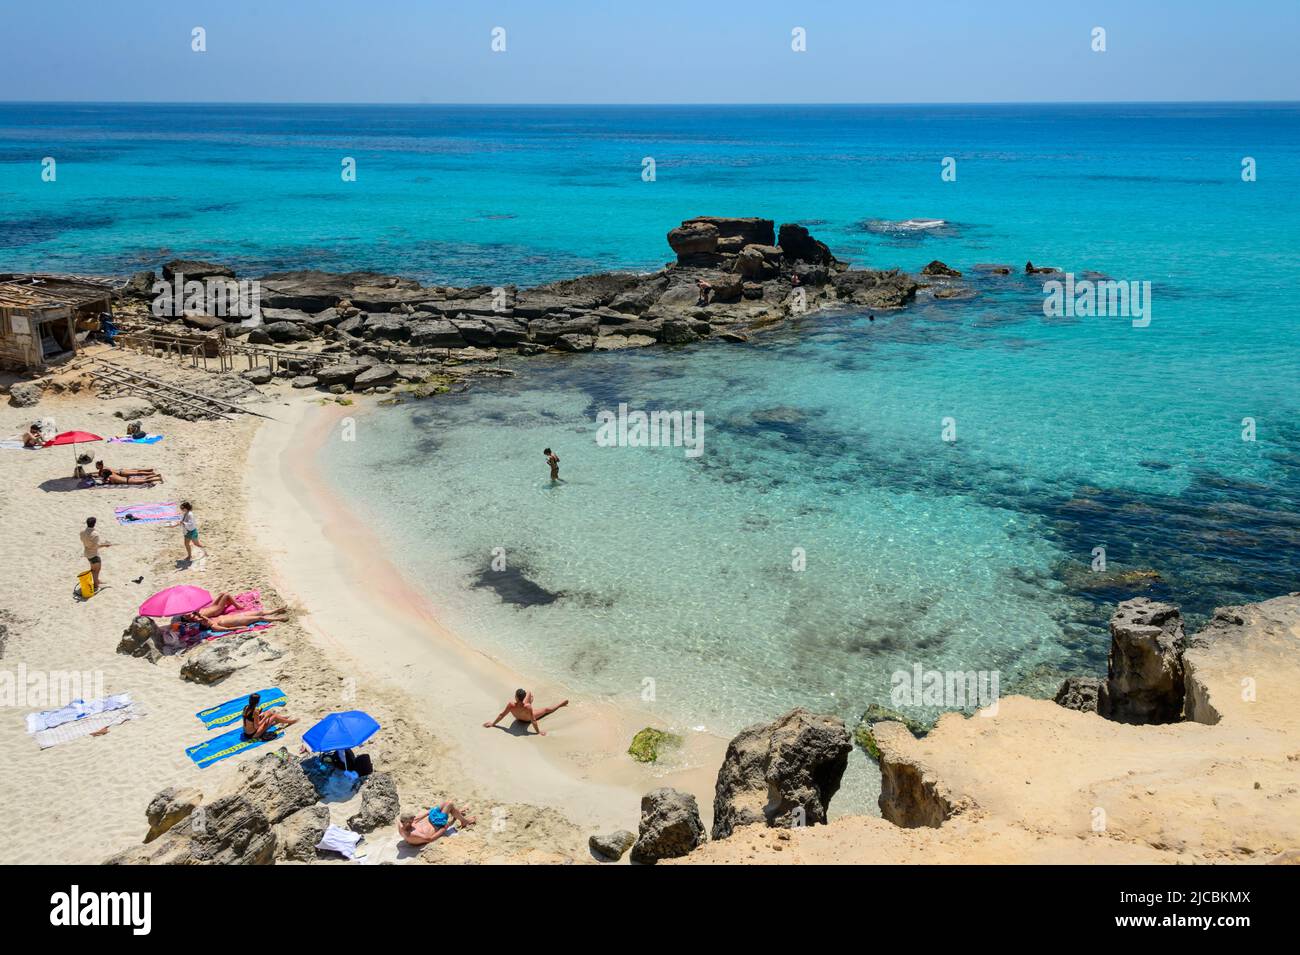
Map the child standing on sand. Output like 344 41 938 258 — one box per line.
169 501 206 563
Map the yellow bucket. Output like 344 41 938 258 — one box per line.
77 570 96 599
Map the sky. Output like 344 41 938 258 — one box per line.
1 0 1297 104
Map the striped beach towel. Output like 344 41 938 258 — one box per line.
195 687 286 730
115 502 182 525
31 704 144 750
186 726 283 768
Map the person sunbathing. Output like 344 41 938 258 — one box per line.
205 606 290 632
483 688 569 736
397 802 476 845
241 692 298 740
194 592 239 620
95 460 158 477
95 464 163 486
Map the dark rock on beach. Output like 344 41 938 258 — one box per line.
1098 598 1186 724
712 708 852 840
348 772 400 834
629 788 707 864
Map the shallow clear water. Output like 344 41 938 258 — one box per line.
6 102 1300 736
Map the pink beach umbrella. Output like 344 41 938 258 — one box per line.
139 585 212 618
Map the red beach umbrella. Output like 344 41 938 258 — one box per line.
140 585 213 618
44 430 103 466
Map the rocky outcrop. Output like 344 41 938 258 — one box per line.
1053 676 1101 713
7 381 41 408
711 708 852 840
275 805 331 862
236 751 319 825
144 786 202 843
589 830 636 862
830 268 919 309
117 615 164 663
1098 598 1186 724
161 259 235 282
873 721 969 828
629 788 707 864
777 223 836 266
106 793 275 865
347 772 400 833
179 632 284 684
920 260 962 277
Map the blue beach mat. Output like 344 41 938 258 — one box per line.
195 687 286 731
185 726 283 768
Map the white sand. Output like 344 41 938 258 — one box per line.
0 380 721 865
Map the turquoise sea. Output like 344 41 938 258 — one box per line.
4 103 1299 736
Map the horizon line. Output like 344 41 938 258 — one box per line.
2 98 1298 108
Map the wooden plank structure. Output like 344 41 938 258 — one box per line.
88 358 277 421
220 340 350 375
0 275 114 371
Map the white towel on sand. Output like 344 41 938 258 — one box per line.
316 825 363 859
26 693 133 733
31 704 143 749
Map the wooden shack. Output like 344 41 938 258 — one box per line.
0 276 114 371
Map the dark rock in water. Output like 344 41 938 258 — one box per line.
712 708 852 840
921 260 962 277
162 259 235 282
628 727 682 763
629 788 707 864
718 329 749 343
1024 261 1059 275
472 563 561 607
1054 676 1102 713
589 830 636 861
972 263 1013 275
831 268 919 309
1098 598 1186 724
348 772 400 834
777 222 836 266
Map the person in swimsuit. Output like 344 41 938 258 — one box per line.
696 278 712 307
397 802 476 845
96 465 163 486
207 606 291 632
241 692 298 740
483 688 569 736
544 447 560 483
194 592 238 619
22 423 45 448
79 516 111 589
94 459 158 478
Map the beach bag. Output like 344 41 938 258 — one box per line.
353 753 373 777
77 571 95 599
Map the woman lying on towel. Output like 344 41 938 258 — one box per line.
204 606 290 632
241 691 298 741
95 463 164 486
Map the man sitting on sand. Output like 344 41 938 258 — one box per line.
397 802 476 846
484 688 569 736
22 423 45 448
241 692 298 740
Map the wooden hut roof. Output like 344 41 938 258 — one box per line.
0 275 114 311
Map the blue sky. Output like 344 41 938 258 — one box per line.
2 0 1297 104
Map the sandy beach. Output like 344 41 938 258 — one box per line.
0 373 723 865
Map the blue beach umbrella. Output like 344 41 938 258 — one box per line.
303 711 381 752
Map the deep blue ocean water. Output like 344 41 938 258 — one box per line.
5 103 1298 739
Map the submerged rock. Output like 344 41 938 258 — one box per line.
853 703 930 762
627 727 682 763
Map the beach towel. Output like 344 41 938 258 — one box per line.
107 434 164 444
196 687 286 730
317 825 363 860
26 693 133 733
0 439 35 450
185 726 284 768
115 502 182 525
32 704 143 750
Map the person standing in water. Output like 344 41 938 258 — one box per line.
544 447 560 483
